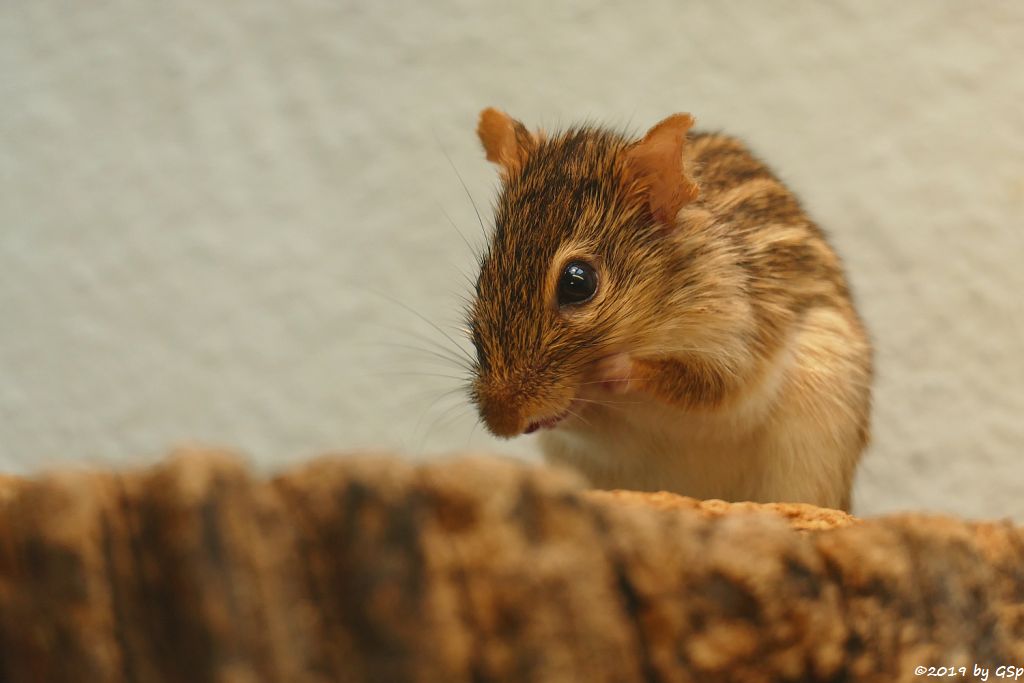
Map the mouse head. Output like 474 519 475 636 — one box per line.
467 108 704 437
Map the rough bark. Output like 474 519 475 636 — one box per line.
0 450 1020 682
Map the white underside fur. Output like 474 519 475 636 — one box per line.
540 307 868 509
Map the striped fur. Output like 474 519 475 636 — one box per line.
467 110 872 509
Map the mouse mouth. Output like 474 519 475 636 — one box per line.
524 408 571 434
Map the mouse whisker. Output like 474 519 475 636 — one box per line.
564 406 593 429
438 143 488 237
368 289 477 366
376 341 473 373
410 385 468 419
415 395 471 455
376 369 470 382
571 396 643 408
439 204 483 262
466 416 483 449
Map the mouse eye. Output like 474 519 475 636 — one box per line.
557 261 598 306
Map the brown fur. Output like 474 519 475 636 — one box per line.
468 109 873 509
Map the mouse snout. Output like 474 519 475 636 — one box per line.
474 381 530 438
473 367 576 438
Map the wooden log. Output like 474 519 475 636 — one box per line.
0 450 1020 682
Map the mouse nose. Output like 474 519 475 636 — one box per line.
473 376 535 438
476 391 526 438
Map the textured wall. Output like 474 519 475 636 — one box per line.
2 1 1022 518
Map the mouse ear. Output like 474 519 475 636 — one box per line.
624 113 700 227
477 108 536 176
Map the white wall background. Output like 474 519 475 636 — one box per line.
2 1 1022 518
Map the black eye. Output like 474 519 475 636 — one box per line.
557 261 598 306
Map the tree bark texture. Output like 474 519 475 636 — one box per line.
0 451 1020 682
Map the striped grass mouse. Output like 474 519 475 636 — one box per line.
466 108 872 510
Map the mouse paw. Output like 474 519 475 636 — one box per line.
593 353 640 394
